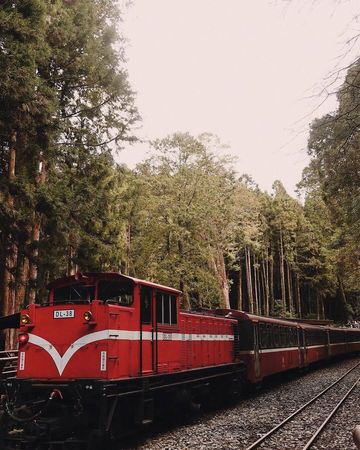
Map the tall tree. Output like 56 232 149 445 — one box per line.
303 59 360 318
130 133 235 309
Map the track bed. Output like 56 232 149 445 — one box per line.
116 356 360 450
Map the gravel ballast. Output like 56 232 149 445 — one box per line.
116 356 360 450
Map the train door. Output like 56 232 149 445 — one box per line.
298 327 304 367
140 286 154 374
300 328 306 367
254 322 261 379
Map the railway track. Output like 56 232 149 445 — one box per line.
245 360 360 450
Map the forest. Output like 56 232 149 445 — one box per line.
0 1 359 347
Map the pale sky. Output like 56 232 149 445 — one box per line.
118 0 360 195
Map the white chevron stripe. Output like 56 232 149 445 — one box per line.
28 329 234 375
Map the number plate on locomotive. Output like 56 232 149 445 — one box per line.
53 309 75 319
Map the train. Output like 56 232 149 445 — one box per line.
0 271 359 448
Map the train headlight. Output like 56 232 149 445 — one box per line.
18 333 29 345
83 311 93 322
20 314 31 325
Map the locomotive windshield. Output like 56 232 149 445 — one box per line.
98 281 133 306
53 283 95 304
52 279 134 306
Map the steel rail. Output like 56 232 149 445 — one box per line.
301 375 360 450
244 360 360 450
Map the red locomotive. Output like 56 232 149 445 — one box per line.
0 272 359 448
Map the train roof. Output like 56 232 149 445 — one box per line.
216 309 336 330
216 309 302 327
285 318 333 326
47 272 181 295
216 309 359 332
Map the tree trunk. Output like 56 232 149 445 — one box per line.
28 216 41 304
179 278 190 310
295 273 302 318
2 130 18 349
286 261 293 315
262 257 270 316
67 243 76 276
253 254 259 314
178 238 191 310
269 252 274 314
125 223 131 275
316 292 320 320
237 264 243 310
279 228 286 314
245 247 254 313
28 160 46 304
15 255 29 309
337 277 349 320
259 259 265 316
67 231 78 276
210 247 230 309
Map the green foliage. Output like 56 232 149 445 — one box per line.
299 60 360 319
272 300 284 318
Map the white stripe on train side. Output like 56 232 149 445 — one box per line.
27 329 234 375
238 341 360 356
25 330 360 375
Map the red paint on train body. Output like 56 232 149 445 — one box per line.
17 273 236 381
16 276 360 384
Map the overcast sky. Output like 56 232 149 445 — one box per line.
118 0 359 195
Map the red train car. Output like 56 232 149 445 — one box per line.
216 311 302 383
300 323 329 366
216 309 360 383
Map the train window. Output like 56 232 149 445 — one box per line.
156 292 177 325
170 295 177 324
292 328 299 347
272 326 279 348
283 327 288 347
281 327 286 346
140 286 152 324
329 330 345 344
259 323 267 349
53 283 95 304
306 329 327 346
268 325 272 348
259 323 273 349
287 328 292 347
348 332 360 342
98 281 133 306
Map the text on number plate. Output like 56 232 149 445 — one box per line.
53 310 75 319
